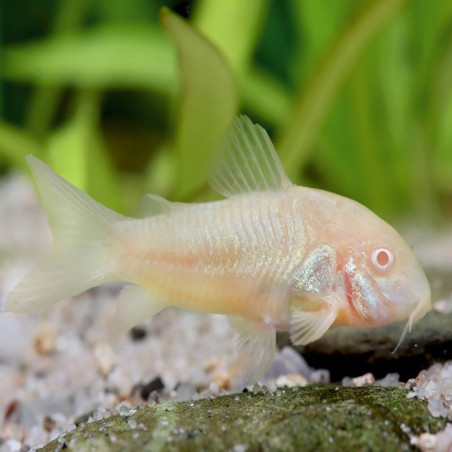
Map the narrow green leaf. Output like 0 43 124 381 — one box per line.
25 0 90 137
46 91 123 212
0 122 43 167
3 25 177 94
193 0 269 73
276 0 410 179
433 43 452 193
46 121 89 190
161 9 238 199
289 0 348 83
347 64 390 214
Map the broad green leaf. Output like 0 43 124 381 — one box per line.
0 122 43 167
46 92 123 212
276 0 410 179
3 25 177 94
161 9 238 199
193 0 269 73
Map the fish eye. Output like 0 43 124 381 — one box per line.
371 247 394 272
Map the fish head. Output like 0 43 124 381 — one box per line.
334 201 431 332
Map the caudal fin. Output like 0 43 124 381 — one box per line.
4 156 125 313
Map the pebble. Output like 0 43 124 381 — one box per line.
129 325 147 341
433 298 452 315
208 382 219 395
128 419 137 430
309 369 330 384
115 401 132 413
264 346 312 380
405 361 452 418
203 356 222 373
173 382 196 402
374 373 400 387
417 432 437 450
350 373 375 387
33 323 56 356
140 377 165 400
275 374 307 388
94 342 116 376
211 371 230 390
42 416 56 433
0 439 27 452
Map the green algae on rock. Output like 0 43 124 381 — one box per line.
41 386 446 452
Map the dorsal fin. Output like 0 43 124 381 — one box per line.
139 193 187 218
139 193 172 217
208 115 292 197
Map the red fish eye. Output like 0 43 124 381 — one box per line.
371 248 394 271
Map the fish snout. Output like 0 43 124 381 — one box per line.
389 265 431 325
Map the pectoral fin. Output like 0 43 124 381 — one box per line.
290 307 337 346
229 316 276 386
112 284 167 332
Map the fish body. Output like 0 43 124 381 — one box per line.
3 116 431 385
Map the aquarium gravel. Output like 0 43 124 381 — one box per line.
404 362 452 451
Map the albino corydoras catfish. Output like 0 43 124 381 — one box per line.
3 116 431 384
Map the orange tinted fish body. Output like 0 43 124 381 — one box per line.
116 192 302 325
3 116 431 385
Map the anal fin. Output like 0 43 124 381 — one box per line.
290 308 337 346
112 284 167 332
229 316 276 386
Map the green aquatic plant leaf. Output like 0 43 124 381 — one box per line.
24 0 90 137
289 0 348 83
46 92 123 212
193 0 269 73
433 41 452 194
241 68 292 126
276 0 410 179
161 9 238 200
2 25 177 93
0 122 43 167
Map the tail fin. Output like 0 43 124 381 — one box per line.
4 155 125 313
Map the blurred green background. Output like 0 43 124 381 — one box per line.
0 0 451 223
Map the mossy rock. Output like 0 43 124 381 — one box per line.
41 385 445 452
